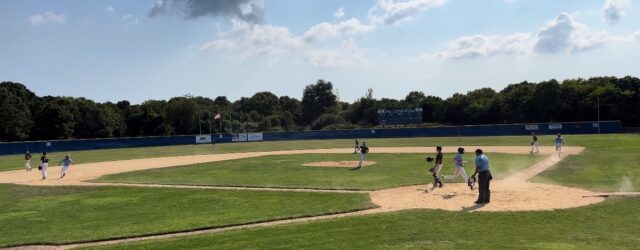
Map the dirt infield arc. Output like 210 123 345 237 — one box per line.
0 146 620 250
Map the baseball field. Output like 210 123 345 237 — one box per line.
1 134 639 249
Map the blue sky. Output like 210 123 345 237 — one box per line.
1 0 639 103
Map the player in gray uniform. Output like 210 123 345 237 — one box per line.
554 133 565 157
24 150 32 171
59 154 74 178
443 147 473 189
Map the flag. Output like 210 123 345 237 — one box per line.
214 113 221 120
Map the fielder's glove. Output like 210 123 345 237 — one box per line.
426 156 434 162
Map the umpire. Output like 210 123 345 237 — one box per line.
471 149 492 204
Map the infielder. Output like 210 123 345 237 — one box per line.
443 147 473 189
353 138 360 154
427 146 444 189
39 152 49 180
59 154 74 178
353 142 369 170
530 132 539 154
24 150 32 171
554 133 565 157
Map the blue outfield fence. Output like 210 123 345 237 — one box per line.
0 121 622 155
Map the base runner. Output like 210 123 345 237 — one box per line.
59 154 74 178
554 133 565 157
443 147 473 189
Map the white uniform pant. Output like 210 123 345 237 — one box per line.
531 141 539 153
25 160 32 170
61 165 70 176
40 163 48 179
555 143 562 156
358 153 366 166
444 166 470 182
433 164 443 176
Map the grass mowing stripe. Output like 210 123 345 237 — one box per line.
80 197 640 250
0 184 374 247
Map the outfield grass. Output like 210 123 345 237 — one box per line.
534 134 640 192
0 135 555 172
81 197 640 250
0 184 373 247
94 153 543 190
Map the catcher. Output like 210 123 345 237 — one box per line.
426 146 444 189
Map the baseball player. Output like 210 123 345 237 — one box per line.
353 142 369 170
59 154 74 178
353 138 360 154
530 132 539 154
554 133 565 157
39 152 49 180
427 146 444 189
24 150 32 171
443 147 473 189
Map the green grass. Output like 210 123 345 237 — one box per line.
3 134 640 190
81 197 640 250
94 153 543 190
0 135 557 172
0 184 373 247
534 134 640 192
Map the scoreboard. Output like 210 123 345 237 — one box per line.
377 108 423 126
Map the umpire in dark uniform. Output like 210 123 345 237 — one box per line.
471 149 492 204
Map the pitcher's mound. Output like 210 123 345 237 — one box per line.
303 161 376 168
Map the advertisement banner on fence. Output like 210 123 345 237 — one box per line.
231 133 263 142
248 133 263 141
525 124 539 131
195 135 212 144
548 124 563 130
232 134 247 142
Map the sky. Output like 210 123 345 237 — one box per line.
1 0 639 104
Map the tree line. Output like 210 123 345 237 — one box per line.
1 76 638 142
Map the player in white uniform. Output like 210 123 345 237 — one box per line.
554 133 565 157
443 147 473 189
530 132 539 154
353 142 369 170
24 150 33 171
39 152 49 180
59 154 74 178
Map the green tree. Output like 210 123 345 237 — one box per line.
301 79 338 125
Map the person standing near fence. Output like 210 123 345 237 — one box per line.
24 150 32 171
39 152 49 180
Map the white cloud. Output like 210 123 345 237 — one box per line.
201 20 303 60
122 14 140 24
435 33 533 59
603 0 631 24
305 39 366 68
303 18 375 43
106 6 115 13
29 11 66 25
368 0 445 26
201 16 373 67
334 7 345 18
434 12 639 59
